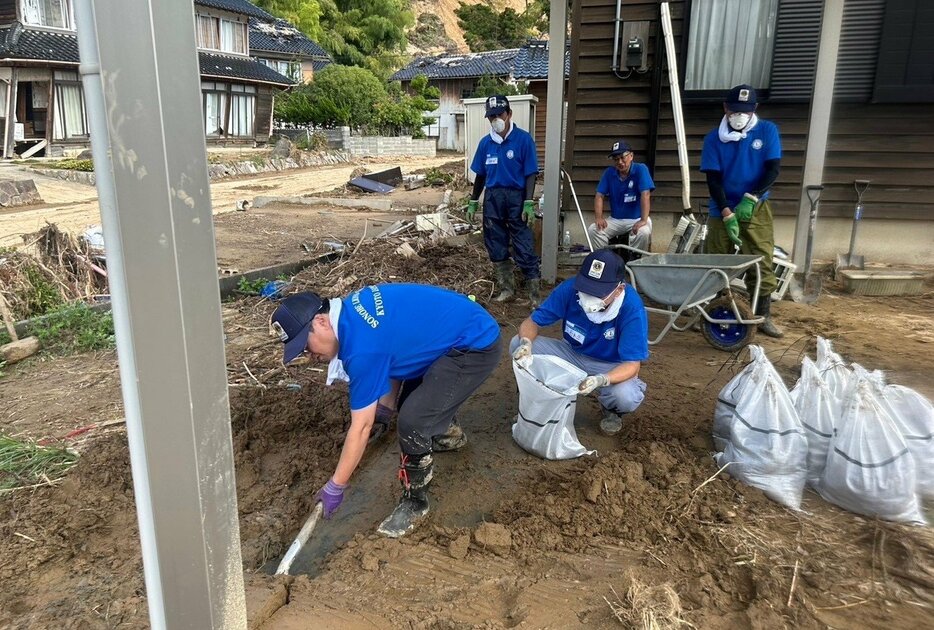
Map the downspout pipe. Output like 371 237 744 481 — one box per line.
660 2 691 212
73 0 167 627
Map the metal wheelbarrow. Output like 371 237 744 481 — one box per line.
626 254 764 352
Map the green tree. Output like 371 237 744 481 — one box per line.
455 3 530 52
470 74 527 98
308 64 388 128
253 1 324 41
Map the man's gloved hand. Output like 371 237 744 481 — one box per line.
722 213 742 248
734 193 758 222
522 200 536 227
466 200 479 223
513 337 533 368
316 478 346 519
578 373 610 395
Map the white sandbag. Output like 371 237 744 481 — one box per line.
715 347 808 510
792 356 839 488
815 337 852 403
512 355 595 460
879 384 934 500
818 380 925 524
714 346 780 452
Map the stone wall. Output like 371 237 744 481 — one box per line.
339 127 436 158
0 179 43 207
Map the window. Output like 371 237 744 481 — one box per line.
22 0 71 29
202 82 255 137
260 58 300 82
684 0 779 91
53 70 87 139
195 14 247 55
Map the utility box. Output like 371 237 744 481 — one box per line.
463 94 538 183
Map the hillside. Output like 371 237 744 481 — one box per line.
409 0 528 54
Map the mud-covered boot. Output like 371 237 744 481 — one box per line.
527 278 541 308
432 421 467 452
599 406 623 435
756 298 784 338
493 260 515 302
377 453 433 538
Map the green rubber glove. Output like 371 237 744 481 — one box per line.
522 200 536 227
723 213 742 247
734 193 758 222
466 200 479 223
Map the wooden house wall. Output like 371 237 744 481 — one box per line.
567 0 934 221
0 0 17 25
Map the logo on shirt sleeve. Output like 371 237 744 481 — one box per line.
587 259 605 279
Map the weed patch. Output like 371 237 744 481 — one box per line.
32 303 115 355
0 435 78 491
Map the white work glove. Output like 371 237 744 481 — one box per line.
578 374 610 395
512 337 533 368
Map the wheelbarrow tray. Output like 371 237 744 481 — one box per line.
627 254 762 307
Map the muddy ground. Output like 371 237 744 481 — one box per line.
1 200 933 628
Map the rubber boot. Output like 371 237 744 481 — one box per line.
493 260 515 302
756 297 784 338
599 406 623 435
432 421 467 452
527 278 541 308
377 453 433 538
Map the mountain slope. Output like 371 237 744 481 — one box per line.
409 0 528 54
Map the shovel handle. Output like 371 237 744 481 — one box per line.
805 185 824 206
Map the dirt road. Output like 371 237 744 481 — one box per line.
0 154 457 249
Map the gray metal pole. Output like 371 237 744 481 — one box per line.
74 1 246 628
541 0 568 284
792 0 844 268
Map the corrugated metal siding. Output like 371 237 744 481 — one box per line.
768 0 822 101
835 0 885 101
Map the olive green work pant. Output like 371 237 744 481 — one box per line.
706 199 778 305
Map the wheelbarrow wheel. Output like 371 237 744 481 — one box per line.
701 296 757 352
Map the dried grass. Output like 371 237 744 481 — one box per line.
605 578 693 629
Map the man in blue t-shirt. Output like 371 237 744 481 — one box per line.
700 84 783 338
271 284 501 538
587 139 656 253
510 250 648 435
467 95 541 306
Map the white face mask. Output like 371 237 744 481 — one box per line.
577 291 607 313
491 117 506 134
728 113 751 131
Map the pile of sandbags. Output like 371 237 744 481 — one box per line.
716 337 932 524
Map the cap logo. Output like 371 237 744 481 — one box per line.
739 89 750 102
587 260 605 279
613 142 620 151
271 320 288 342
487 96 496 108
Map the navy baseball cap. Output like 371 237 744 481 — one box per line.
484 95 510 118
725 84 757 112
271 292 324 363
574 250 626 297
607 139 633 157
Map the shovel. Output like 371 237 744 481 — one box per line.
789 185 823 304
275 502 324 575
835 179 870 277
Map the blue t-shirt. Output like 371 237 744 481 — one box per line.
338 284 500 411
700 119 782 217
531 279 649 363
470 125 539 190
595 162 655 220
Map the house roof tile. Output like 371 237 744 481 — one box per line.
194 0 273 20
0 24 79 63
249 17 329 58
390 48 519 81
512 39 570 80
199 51 292 85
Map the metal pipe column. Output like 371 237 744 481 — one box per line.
542 0 569 283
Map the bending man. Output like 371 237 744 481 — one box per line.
271 284 501 537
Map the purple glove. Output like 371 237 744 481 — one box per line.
317 478 346 519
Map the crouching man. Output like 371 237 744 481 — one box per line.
271 284 501 537
511 250 648 434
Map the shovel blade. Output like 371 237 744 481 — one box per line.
834 254 865 279
802 273 822 304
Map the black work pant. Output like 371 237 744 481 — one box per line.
396 338 502 456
